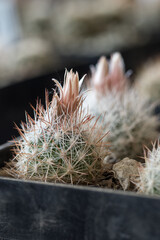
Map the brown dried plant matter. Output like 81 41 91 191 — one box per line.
113 158 141 191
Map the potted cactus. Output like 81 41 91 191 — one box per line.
0 54 160 240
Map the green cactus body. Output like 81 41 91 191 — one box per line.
13 118 102 184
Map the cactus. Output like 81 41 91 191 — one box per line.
84 53 159 161
135 57 160 103
6 70 109 185
138 143 160 195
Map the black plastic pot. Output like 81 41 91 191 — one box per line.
0 142 160 240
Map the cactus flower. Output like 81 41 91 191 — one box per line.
53 69 85 115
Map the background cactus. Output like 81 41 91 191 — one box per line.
138 143 160 195
6 70 109 185
84 53 159 162
135 57 160 103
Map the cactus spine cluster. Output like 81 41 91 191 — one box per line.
6 70 109 185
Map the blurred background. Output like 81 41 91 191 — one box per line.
0 0 160 144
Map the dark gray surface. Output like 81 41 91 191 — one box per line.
0 143 160 240
0 141 13 167
0 177 159 240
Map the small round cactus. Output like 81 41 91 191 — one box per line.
6 70 109 185
138 143 160 195
84 53 159 161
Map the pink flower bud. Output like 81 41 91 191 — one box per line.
108 52 126 91
53 69 85 115
91 52 128 94
93 56 108 90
